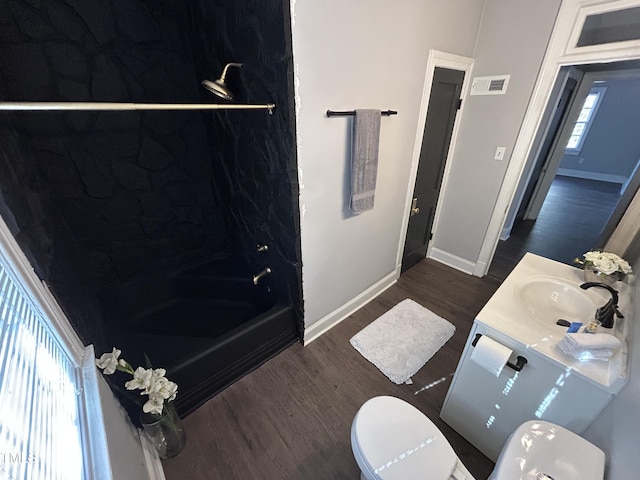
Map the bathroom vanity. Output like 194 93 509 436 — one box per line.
440 253 633 462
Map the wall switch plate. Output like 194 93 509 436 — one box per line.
494 146 506 161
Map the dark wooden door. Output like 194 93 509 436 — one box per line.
402 67 464 272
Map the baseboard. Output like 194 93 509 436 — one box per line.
303 268 399 345
473 259 488 277
140 432 166 480
428 247 476 275
556 169 627 185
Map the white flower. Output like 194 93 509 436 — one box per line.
96 347 178 416
617 258 633 274
582 250 632 275
593 257 618 275
148 376 178 401
96 348 121 375
584 251 602 262
125 367 153 391
143 393 165 415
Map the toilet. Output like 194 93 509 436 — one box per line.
351 396 605 480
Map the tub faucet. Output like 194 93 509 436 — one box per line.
253 267 271 285
580 282 624 328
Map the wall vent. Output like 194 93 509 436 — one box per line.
470 75 510 95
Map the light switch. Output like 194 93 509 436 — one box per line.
494 147 506 161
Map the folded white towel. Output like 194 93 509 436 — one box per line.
560 333 621 350
557 333 621 361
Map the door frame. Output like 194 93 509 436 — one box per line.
476 0 640 277
396 50 474 270
524 69 640 222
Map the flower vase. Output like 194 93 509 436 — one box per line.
583 263 621 286
140 402 186 459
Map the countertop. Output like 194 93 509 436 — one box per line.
475 252 633 394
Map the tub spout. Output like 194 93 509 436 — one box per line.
253 267 271 285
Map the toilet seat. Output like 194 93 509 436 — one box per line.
351 396 470 480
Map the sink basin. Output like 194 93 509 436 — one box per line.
515 276 605 327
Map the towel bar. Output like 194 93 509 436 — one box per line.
326 109 397 117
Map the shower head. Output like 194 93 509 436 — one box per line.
201 62 243 101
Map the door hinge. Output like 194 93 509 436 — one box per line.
429 232 433 240
456 98 462 110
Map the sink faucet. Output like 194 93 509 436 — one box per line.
580 282 624 329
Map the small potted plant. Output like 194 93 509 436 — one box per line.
575 250 632 285
96 347 185 459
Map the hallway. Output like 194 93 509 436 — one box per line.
488 175 622 281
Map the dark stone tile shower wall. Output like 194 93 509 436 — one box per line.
186 0 302 321
0 0 302 346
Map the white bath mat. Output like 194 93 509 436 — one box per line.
350 298 455 384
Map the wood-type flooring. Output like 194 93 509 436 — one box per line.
489 175 621 281
162 175 620 479
162 259 501 479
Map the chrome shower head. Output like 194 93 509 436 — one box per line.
201 62 243 101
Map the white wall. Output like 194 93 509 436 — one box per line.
583 261 640 479
432 0 561 270
290 0 486 335
96 373 157 479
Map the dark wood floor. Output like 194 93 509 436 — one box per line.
488 175 621 281
162 259 501 479
162 175 620 479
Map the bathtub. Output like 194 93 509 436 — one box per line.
100 255 299 416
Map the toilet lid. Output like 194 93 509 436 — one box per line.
352 396 458 480
492 420 605 480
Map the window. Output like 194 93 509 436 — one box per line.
577 6 640 47
0 250 85 478
565 86 607 153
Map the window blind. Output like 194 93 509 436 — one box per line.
0 257 85 479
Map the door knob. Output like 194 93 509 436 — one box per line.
410 197 420 216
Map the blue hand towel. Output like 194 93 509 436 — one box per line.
350 109 381 214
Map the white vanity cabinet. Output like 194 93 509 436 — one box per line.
440 253 631 462
440 321 613 461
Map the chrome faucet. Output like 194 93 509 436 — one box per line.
252 267 271 285
580 282 624 328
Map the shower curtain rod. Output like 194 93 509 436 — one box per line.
0 102 276 112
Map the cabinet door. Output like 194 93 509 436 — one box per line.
440 323 612 461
